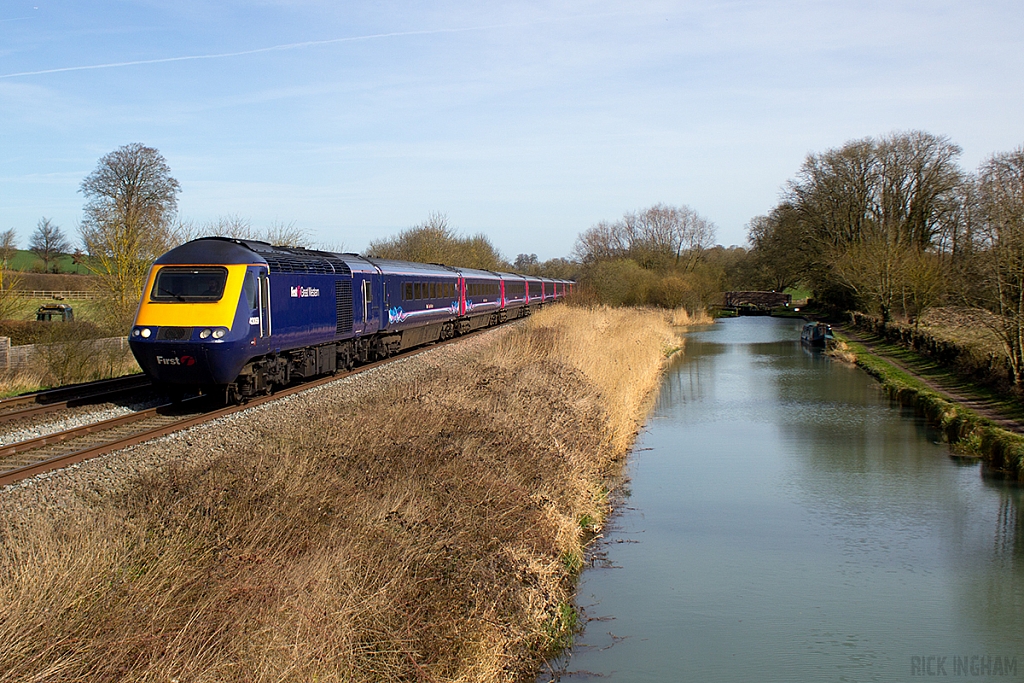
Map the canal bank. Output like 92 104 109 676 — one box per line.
834 325 1024 481
550 316 1024 682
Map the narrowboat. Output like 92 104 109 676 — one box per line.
800 322 834 348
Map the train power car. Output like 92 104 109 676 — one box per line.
129 237 573 402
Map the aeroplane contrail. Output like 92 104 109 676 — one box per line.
0 24 503 79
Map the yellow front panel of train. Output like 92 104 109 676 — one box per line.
134 264 249 328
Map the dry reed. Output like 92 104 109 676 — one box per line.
0 305 681 682
667 307 714 327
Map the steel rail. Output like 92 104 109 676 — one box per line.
0 374 153 425
0 326 509 488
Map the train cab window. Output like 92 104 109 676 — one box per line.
151 266 228 302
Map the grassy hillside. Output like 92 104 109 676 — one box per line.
6 249 92 275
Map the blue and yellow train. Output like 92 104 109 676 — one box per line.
129 237 573 401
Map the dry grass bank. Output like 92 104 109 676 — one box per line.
0 340 140 397
0 305 681 682
668 307 713 327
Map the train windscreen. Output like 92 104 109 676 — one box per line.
151 267 229 302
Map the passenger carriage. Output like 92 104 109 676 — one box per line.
457 268 503 333
525 276 544 307
494 272 530 321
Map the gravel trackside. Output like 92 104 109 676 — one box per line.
0 325 515 519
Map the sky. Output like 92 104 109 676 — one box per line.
1 1 1022 260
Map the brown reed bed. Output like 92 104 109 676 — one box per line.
0 305 682 682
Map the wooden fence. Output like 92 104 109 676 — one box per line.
0 336 129 372
14 291 101 300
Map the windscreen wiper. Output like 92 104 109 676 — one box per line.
158 287 187 302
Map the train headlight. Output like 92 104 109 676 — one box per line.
140 328 152 338
131 328 140 337
199 328 212 339
212 328 226 339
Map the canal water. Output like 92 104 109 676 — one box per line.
553 316 1024 682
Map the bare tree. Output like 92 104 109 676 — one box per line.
514 253 539 273
184 215 313 248
788 137 877 254
782 131 964 314
29 217 71 273
572 220 627 264
0 228 21 320
831 232 911 321
170 218 208 245
366 212 508 270
79 143 180 329
970 146 1024 385
262 220 312 248
0 228 18 266
573 204 717 270
901 249 946 327
745 203 810 292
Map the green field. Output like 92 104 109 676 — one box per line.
784 285 812 302
5 296 104 323
6 249 92 275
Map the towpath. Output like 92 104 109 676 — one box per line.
833 324 1024 435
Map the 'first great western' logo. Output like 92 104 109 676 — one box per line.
156 355 196 366
290 286 321 298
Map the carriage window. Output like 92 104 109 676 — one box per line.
414 283 421 300
405 283 413 301
151 266 228 302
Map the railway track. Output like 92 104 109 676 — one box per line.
0 330 499 489
0 374 153 425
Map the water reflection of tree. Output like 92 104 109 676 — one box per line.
985 479 1024 565
772 338 1024 639
655 341 723 411
949 480 1024 643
